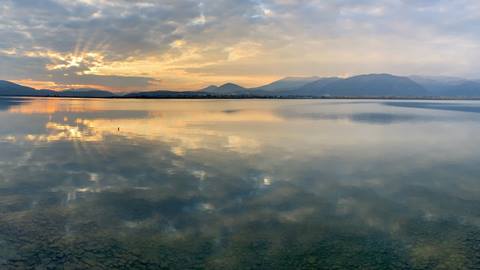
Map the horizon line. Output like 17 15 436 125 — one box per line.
7 73 479 93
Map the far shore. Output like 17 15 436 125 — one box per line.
1 95 480 101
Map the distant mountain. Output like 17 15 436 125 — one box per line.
126 83 268 98
201 83 250 95
3 75 480 99
255 77 320 92
290 74 428 97
0 80 56 96
411 76 480 97
284 77 342 96
448 81 480 97
199 85 220 93
410 75 467 85
125 90 209 98
0 81 116 97
60 89 116 98
325 74 428 97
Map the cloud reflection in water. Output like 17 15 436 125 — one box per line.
1 98 480 268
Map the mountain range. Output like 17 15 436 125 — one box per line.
2 73 480 98
0 81 116 98
252 77 321 92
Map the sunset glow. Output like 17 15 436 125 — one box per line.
1 1 480 91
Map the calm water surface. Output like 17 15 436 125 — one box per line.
0 97 480 269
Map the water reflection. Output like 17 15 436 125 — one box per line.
0 97 28 111
384 101 480 114
1 98 480 269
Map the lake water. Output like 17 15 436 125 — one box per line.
0 97 480 269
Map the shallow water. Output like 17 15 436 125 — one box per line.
0 97 480 269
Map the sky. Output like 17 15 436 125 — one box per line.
1 0 480 91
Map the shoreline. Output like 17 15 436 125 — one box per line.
1 95 480 101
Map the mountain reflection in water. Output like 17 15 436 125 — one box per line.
0 97 480 269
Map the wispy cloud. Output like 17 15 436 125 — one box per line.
1 0 480 91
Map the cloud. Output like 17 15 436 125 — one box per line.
1 0 480 90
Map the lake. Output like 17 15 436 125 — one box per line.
0 97 480 269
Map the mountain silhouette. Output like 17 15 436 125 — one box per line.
60 89 116 98
3 73 480 98
291 74 428 97
0 80 56 96
255 77 320 92
411 76 480 97
0 81 116 97
201 83 249 95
